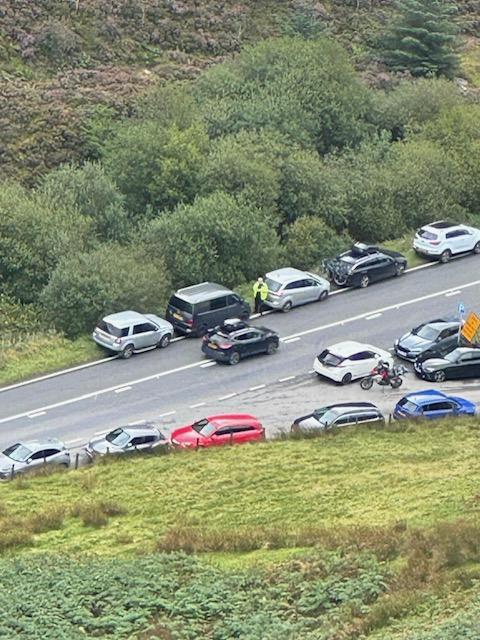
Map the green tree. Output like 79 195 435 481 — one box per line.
140 192 282 288
383 0 459 78
40 162 129 242
40 244 172 338
284 217 351 271
0 182 92 303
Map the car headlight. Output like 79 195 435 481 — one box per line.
423 367 434 372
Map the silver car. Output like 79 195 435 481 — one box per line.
264 268 330 312
86 423 168 458
93 310 174 359
0 438 70 480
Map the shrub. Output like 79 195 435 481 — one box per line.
28 507 66 534
284 217 351 271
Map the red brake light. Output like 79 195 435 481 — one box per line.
429 240 440 245
186 319 193 326
218 343 232 349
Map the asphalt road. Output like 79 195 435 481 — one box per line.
1 256 480 450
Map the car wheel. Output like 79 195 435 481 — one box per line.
318 289 329 302
440 249 452 264
158 333 171 348
121 344 135 359
266 340 278 355
359 275 369 288
473 241 480 255
434 370 446 382
341 373 353 385
282 300 293 313
228 351 240 365
395 263 406 277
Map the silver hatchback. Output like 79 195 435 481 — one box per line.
93 310 174 359
264 268 330 312
0 438 70 480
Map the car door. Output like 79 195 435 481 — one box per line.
230 425 261 444
210 426 234 446
446 229 469 254
237 330 265 356
373 256 395 281
348 351 377 379
422 401 455 420
457 352 480 379
208 296 230 325
28 448 61 471
304 278 321 302
132 323 157 349
284 280 306 306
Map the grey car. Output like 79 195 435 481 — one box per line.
86 423 168 458
394 319 460 362
0 438 70 480
93 310 174 359
291 402 384 432
264 268 330 312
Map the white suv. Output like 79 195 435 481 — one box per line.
413 221 480 263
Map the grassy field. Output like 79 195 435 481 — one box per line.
1 420 478 558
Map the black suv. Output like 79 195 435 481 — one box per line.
201 319 279 365
325 243 407 288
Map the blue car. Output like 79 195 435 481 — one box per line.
394 389 476 420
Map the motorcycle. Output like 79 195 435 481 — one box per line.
360 364 407 390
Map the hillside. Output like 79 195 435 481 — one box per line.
1 0 479 183
0 421 479 638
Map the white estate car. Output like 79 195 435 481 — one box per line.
313 340 394 385
413 221 480 263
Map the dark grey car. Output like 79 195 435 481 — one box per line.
394 319 460 362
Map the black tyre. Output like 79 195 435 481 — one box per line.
359 275 369 288
282 300 293 313
158 333 171 348
318 289 329 302
440 249 452 264
228 350 240 365
390 376 403 389
266 340 278 355
333 275 348 287
121 344 134 359
434 370 446 382
341 373 353 385
360 376 374 390
395 263 406 277
473 241 480 255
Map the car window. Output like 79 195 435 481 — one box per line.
195 300 211 314
334 415 356 426
227 294 240 306
265 278 282 293
133 323 149 334
446 230 460 239
399 399 418 413
234 332 253 341
97 321 129 338
130 436 147 447
30 449 59 461
424 402 452 412
285 280 302 290
168 295 193 314
460 352 480 362
318 350 344 366
349 351 374 361
231 425 256 433
418 229 438 240
215 427 232 436
305 279 318 287
356 413 381 423
210 296 228 311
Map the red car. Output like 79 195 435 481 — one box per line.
170 414 264 449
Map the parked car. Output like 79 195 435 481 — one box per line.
325 243 407 288
394 389 476 420
93 310 173 359
166 282 250 337
85 423 168 459
0 439 70 480
263 267 330 312
413 220 480 263
414 347 480 382
201 318 279 365
170 414 264 448
313 340 394 385
291 402 384 432
394 318 460 361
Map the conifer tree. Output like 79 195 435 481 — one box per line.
383 0 459 78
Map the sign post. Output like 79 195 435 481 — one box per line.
457 303 465 345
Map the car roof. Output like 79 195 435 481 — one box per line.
402 389 448 405
206 414 259 427
329 404 381 415
427 320 459 330
102 310 147 327
265 267 309 283
328 341 376 357
426 220 459 230
174 282 232 303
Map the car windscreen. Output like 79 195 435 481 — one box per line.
398 399 417 413
97 320 124 338
418 229 438 240
2 443 32 462
106 428 130 447
317 409 341 426
192 419 216 437
169 295 193 314
318 349 344 366
414 325 440 341
265 278 282 293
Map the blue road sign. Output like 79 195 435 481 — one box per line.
458 302 465 316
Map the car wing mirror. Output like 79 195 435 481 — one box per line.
26 458 31 464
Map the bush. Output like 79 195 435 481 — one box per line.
39 244 172 338
284 217 351 271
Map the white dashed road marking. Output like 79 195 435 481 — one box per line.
189 402 206 409
249 384 266 392
278 376 296 382
218 393 237 401
158 411 176 418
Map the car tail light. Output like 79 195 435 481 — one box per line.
429 240 440 245
185 319 193 326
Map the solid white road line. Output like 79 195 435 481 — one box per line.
189 401 206 409
366 313 382 320
283 337 301 344
218 392 237 401
114 386 132 394
200 361 217 368
249 384 266 392
28 411 46 419
281 278 480 342
278 375 296 382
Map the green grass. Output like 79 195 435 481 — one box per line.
461 41 480 88
0 334 104 386
1 421 479 558
384 234 427 269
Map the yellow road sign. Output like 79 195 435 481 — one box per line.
461 312 480 344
